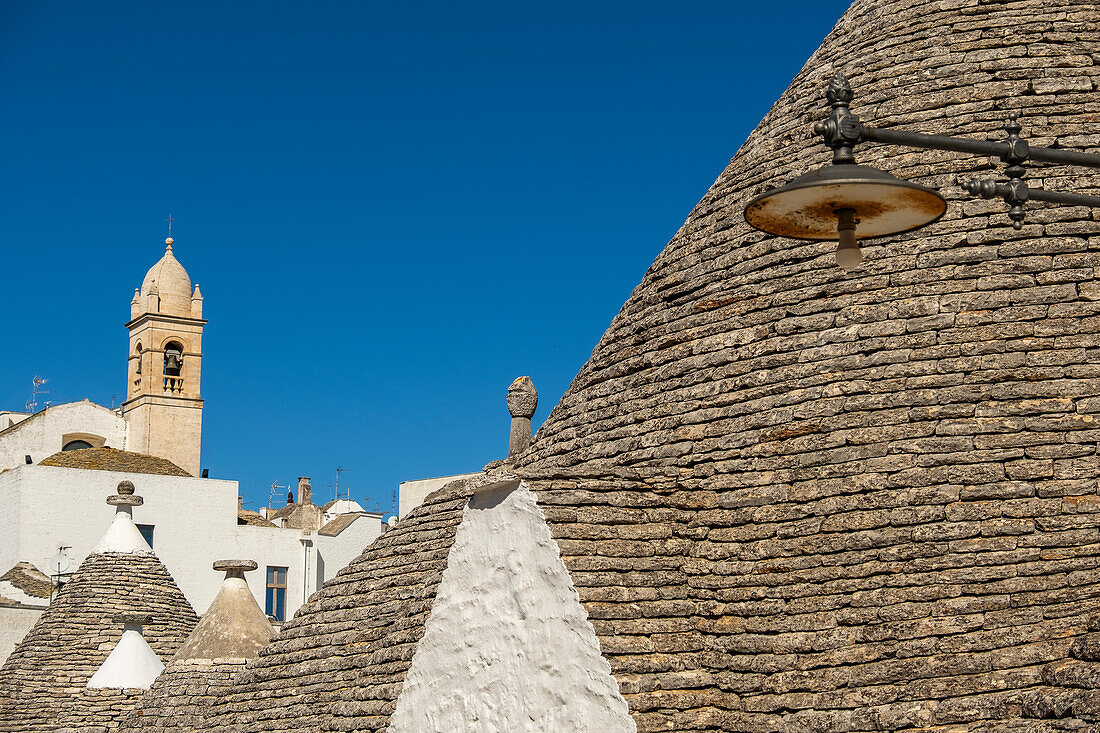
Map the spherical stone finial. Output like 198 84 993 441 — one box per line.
108 479 143 507
213 559 258 572
165 236 174 249
506 376 538 418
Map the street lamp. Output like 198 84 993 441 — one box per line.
744 75 1100 269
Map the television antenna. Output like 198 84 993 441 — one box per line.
268 481 287 510
26 376 49 413
333 466 350 502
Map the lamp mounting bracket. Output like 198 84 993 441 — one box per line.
813 74 1100 227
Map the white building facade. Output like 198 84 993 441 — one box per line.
0 464 381 621
0 237 385 663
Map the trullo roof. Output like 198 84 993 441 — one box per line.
0 485 198 732
212 0 1100 730
123 560 274 732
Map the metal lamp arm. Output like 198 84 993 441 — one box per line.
860 124 1100 170
816 74 1100 228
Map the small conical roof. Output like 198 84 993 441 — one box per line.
87 618 165 690
0 483 197 732
205 470 496 730
123 561 274 732
171 560 272 663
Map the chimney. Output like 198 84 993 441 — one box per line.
506 376 538 458
298 477 311 506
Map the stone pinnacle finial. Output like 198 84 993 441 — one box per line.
213 559 258 576
506 376 538 458
107 480 143 508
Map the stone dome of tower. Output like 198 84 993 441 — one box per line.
140 238 193 317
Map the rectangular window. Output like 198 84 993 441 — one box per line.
136 524 154 549
266 566 287 621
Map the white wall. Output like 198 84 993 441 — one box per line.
389 481 635 733
0 605 43 665
399 473 480 518
0 401 127 471
0 465 382 619
0 412 30 430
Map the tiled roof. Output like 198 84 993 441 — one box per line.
0 563 51 599
317 512 364 536
265 503 298 520
39 447 191 477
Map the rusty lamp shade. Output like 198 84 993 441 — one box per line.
744 164 947 270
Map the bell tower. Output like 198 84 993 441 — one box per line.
122 235 205 476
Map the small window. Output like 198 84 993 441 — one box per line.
137 524 155 549
266 566 287 621
62 440 93 451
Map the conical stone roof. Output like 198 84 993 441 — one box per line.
124 560 274 732
0 485 198 732
210 1 1100 731
512 0 1100 730
202 470 496 731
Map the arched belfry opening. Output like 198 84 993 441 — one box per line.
163 341 184 393
122 235 206 476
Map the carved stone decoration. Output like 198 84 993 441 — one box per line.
506 376 538 458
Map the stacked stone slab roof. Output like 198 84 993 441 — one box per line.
40 446 191 476
207 0 1100 730
0 482 198 731
203 471 484 731
125 561 273 732
513 0 1100 730
0 552 198 731
0 562 52 599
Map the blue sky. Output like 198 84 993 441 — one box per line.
1 1 851 515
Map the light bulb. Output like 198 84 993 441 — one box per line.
835 208 862 270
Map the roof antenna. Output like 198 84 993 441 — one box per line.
268 481 286 512
26 376 48 413
334 466 349 502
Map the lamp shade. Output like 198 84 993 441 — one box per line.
744 163 947 240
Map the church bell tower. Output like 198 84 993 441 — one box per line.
122 235 205 476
